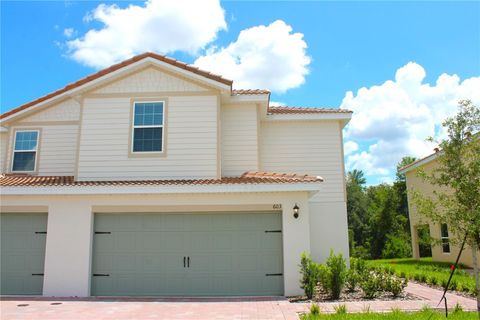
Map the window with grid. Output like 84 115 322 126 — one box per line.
441 223 450 253
12 130 39 172
132 102 164 152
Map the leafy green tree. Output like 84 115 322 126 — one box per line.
412 100 480 311
346 170 369 256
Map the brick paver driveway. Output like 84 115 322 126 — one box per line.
1 282 476 320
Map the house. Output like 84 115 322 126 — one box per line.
399 152 478 268
0 52 352 297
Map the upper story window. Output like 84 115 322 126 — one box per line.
441 223 450 253
12 130 39 172
132 101 164 153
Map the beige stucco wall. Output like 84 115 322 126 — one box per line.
406 159 478 267
1 191 316 297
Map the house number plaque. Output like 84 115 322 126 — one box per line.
273 204 282 209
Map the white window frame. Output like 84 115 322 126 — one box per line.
440 223 450 254
11 129 40 173
131 101 165 154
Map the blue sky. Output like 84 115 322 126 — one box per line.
1 1 479 184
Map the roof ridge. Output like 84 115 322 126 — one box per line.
0 52 233 120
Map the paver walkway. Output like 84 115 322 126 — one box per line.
0 282 476 320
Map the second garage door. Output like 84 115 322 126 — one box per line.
91 212 283 296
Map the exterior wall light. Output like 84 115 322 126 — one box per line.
293 204 300 219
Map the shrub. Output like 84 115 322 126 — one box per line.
299 252 321 299
310 303 321 315
360 271 381 299
345 258 366 292
334 304 347 315
385 275 406 297
324 250 347 299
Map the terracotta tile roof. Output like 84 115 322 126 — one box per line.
267 106 353 114
232 89 271 95
0 171 323 187
1 52 233 120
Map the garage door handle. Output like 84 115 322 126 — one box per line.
265 273 283 276
187 257 190 268
93 274 110 277
32 273 44 276
184 257 186 268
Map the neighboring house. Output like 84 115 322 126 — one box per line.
0 53 352 297
400 152 478 268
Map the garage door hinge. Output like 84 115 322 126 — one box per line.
93 273 110 277
265 273 283 276
35 231 47 234
264 230 282 233
31 273 44 276
94 231 111 234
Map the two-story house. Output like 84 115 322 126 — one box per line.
0 53 352 297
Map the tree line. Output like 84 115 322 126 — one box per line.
346 157 416 260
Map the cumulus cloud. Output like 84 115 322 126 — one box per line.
194 20 311 93
269 101 286 107
344 141 359 156
67 0 226 68
343 62 480 177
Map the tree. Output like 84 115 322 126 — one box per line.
413 100 480 311
346 170 369 256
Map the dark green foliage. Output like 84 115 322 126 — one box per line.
324 251 347 299
300 252 322 299
346 156 416 260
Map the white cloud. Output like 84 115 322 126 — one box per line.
194 20 311 93
63 28 75 38
344 141 359 156
67 0 226 69
343 62 480 177
269 101 285 107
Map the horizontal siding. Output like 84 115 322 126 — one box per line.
4 125 78 175
92 67 207 94
221 104 259 176
0 132 7 172
17 98 80 122
77 96 218 180
260 120 345 202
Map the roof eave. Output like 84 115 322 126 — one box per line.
398 152 439 174
0 182 322 196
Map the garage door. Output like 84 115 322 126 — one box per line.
91 212 283 296
0 213 48 295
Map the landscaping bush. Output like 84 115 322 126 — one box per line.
324 250 347 299
300 252 322 299
346 258 366 292
385 275 407 297
360 271 382 299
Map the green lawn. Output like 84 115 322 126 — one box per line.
367 258 476 295
301 310 476 320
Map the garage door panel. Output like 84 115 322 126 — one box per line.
91 212 283 296
212 232 233 250
1 213 47 295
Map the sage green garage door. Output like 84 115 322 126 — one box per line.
1 213 48 295
91 212 283 296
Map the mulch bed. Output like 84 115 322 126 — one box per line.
289 289 420 303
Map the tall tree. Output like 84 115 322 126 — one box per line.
394 156 417 234
346 170 369 256
413 100 480 311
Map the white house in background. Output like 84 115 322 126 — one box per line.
0 52 352 297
